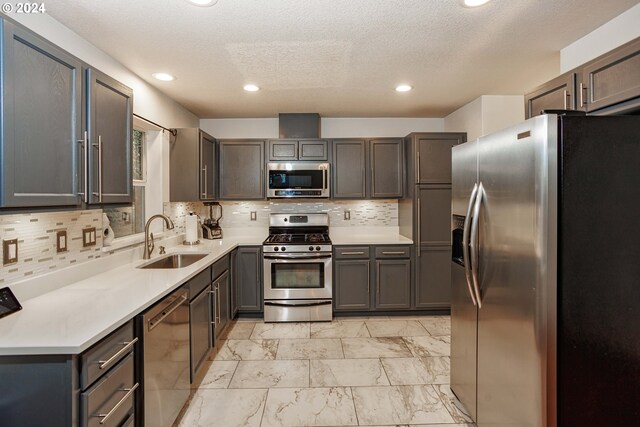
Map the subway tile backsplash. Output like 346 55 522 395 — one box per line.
0 209 103 285
164 200 398 231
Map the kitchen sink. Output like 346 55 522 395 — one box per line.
138 253 208 269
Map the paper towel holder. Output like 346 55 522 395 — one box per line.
183 212 201 246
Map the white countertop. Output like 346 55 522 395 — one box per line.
0 235 265 356
0 227 411 356
329 227 413 245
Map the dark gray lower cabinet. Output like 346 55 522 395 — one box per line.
415 246 452 309
189 286 212 381
236 246 263 313
334 259 371 311
212 270 230 340
0 321 137 427
375 259 411 310
334 245 413 313
230 250 238 318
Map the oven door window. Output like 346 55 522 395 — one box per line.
271 262 325 289
269 170 323 189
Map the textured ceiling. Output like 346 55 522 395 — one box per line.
47 0 638 118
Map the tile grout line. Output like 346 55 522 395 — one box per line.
227 359 241 389
348 385 360 426
259 387 270 427
378 356 393 386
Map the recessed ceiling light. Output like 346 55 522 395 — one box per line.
152 72 175 82
395 84 412 92
186 0 219 6
243 84 260 92
462 0 491 7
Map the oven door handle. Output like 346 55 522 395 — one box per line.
264 301 332 307
264 254 332 260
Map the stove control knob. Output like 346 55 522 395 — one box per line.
309 246 314 251
274 246 279 251
281 246 286 252
316 246 321 251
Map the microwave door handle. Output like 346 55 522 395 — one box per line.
463 183 479 306
322 169 326 190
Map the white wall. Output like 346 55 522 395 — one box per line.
560 3 640 73
9 13 199 128
199 117 444 138
444 95 524 140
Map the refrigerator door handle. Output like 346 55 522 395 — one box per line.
470 182 484 308
462 182 479 306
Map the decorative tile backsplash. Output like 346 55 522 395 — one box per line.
0 209 103 285
164 200 398 231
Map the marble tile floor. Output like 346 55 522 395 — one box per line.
176 315 475 427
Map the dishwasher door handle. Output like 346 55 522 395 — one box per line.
148 294 187 331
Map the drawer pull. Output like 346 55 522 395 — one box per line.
382 251 406 255
341 251 365 255
95 382 139 425
97 338 138 370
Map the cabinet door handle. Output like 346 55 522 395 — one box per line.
341 251 364 255
579 82 587 107
563 89 568 110
202 165 208 198
95 382 139 425
216 284 221 324
92 136 103 202
97 337 138 370
382 251 405 255
77 131 89 202
417 198 421 257
416 151 421 183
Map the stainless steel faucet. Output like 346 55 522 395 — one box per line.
143 214 175 259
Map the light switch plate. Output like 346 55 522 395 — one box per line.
83 227 97 247
56 230 67 253
250 211 257 221
3 239 18 265
344 210 351 220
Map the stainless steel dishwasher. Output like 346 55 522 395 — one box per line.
139 288 190 427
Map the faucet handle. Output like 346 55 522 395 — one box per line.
159 246 166 255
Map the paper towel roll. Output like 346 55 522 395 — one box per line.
185 213 199 243
102 213 114 246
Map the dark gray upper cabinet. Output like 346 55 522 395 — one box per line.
236 246 263 313
0 18 83 207
218 140 265 200
414 246 451 309
370 138 404 198
86 68 133 204
525 72 577 119
581 37 640 113
170 128 216 202
268 139 328 161
406 133 466 185
332 139 366 199
375 259 411 310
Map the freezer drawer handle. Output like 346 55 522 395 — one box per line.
462 183 478 306
470 182 484 307
94 382 139 425
97 337 139 370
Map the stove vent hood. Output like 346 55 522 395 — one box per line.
279 113 320 139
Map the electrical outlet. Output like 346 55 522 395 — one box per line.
344 210 351 220
3 239 18 265
250 211 257 221
56 230 67 253
83 227 97 247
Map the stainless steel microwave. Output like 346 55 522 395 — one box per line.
267 162 330 198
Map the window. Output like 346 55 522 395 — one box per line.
104 128 146 238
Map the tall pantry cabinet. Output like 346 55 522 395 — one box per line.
402 133 466 309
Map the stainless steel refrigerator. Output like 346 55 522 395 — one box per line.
450 113 640 427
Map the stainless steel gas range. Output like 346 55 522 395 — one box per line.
263 213 332 322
